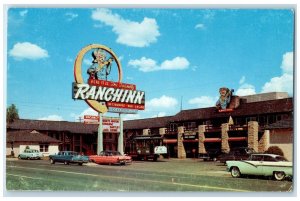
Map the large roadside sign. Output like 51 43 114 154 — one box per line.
72 44 145 114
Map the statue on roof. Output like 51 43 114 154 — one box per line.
216 87 234 110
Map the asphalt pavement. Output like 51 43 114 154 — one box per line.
5 158 293 194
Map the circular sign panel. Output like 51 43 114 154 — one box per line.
74 44 122 113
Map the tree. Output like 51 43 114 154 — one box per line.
265 146 284 156
6 104 19 123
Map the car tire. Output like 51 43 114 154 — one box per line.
231 167 241 178
50 159 55 164
274 171 285 181
64 161 69 165
78 163 83 166
18 155 21 159
212 157 217 162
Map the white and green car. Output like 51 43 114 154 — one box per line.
226 153 292 181
18 149 43 160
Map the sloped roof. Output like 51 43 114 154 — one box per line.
123 116 173 130
7 119 98 134
7 130 61 143
6 98 293 132
172 98 293 122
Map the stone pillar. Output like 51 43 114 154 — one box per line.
143 129 150 135
258 130 270 153
198 125 206 154
221 123 230 153
177 126 186 159
159 128 166 135
248 121 259 152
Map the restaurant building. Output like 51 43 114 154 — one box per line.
6 92 293 161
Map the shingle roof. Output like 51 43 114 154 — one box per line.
123 116 173 130
7 130 61 143
172 98 293 122
7 119 98 134
6 98 293 131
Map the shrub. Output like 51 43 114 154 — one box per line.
265 146 284 156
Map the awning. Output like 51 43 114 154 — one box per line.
163 139 177 144
228 137 247 141
204 138 222 143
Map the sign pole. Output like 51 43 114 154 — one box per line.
118 113 124 155
97 112 103 155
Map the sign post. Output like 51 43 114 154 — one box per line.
118 113 124 155
97 113 103 155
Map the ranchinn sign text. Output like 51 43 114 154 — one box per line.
72 44 145 113
73 83 145 110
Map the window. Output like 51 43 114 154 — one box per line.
263 155 276 161
40 144 49 152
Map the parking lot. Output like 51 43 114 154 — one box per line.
6 158 293 193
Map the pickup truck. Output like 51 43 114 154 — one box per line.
49 151 89 166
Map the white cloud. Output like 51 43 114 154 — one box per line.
239 76 246 84
236 83 256 96
83 59 92 66
147 95 178 109
188 96 217 108
123 114 141 121
128 56 189 72
261 52 294 95
65 12 78 21
38 115 64 121
281 52 293 74
195 23 205 30
261 73 293 95
9 42 49 60
66 57 73 63
161 57 190 70
73 108 98 121
19 10 28 17
91 8 160 47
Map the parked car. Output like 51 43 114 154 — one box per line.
49 151 89 166
199 149 222 161
218 147 256 164
226 153 292 181
89 150 132 165
18 149 43 160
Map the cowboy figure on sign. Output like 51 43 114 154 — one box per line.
87 48 114 81
216 87 234 110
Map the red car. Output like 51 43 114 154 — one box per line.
89 150 132 165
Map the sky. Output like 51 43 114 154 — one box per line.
5 7 295 122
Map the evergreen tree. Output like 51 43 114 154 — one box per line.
6 104 19 123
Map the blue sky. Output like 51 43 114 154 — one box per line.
6 8 294 122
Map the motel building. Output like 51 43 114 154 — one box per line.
6 92 293 161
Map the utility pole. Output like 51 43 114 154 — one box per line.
180 96 183 111
77 116 83 122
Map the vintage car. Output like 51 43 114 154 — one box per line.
49 151 89 166
18 149 43 160
218 147 256 164
89 150 132 165
199 149 222 161
226 153 292 181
